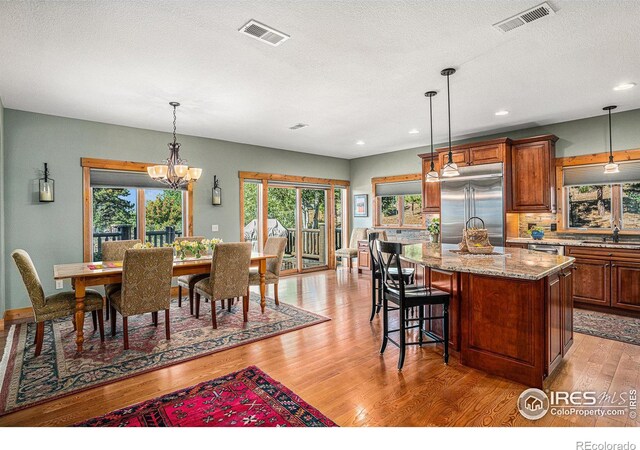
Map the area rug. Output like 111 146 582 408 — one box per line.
75 365 336 427
0 294 329 416
574 308 640 346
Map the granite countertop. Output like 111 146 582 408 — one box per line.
506 237 640 250
401 243 575 281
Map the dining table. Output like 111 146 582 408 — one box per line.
53 251 277 352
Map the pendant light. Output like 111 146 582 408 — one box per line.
424 91 439 182
148 102 203 189
603 105 619 174
440 68 460 178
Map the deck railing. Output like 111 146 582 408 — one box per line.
92 225 182 261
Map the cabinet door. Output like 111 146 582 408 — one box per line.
510 141 552 212
611 261 640 312
421 158 441 212
547 273 562 375
560 268 573 355
357 242 370 270
439 149 468 169
470 144 503 165
572 258 610 306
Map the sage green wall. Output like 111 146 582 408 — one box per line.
350 108 640 228
3 109 349 312
0 99 5 317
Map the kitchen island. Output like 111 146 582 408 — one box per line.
401 243 575 388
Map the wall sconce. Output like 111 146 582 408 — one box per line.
39 163 55 203
212 175 221 206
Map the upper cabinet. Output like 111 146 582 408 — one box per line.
420 157 441 212
508 135 558 213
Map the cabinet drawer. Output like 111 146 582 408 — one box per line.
566 246 640 262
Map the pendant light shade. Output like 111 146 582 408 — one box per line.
440 68 459 178
603 105 619 174
424 91 439 183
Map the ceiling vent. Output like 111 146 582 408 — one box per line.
493 2 555 33
289 123 309 130
239 20 290 46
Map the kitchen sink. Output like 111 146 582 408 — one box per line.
580 240 640 246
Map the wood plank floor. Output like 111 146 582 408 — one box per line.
0 269 638 427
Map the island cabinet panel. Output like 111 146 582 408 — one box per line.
611 262 640 312
460 274 546 388
509 138 557 212
421 158 441 212
546 273 563 376
426 268 460 350
560 267 574 355
571 258 610 306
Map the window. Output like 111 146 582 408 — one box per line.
622 182 640 229
567 185 612 229
372 174 423 228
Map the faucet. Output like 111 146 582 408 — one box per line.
612 224 620 243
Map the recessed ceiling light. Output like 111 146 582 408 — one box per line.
409 129 420 134
495 110 509 116
356 140 365 145
613 82 636 91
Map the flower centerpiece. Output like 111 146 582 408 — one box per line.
427 217 440 244
132 242 153 249
527 226 545 240
202 238 223 254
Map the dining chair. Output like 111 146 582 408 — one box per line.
249 237 287 306
376 240 450 370
12 249 105 357
194 242 252 328
109 247 174 350
175 236 208 314
101 239 141 321
335 227 368 270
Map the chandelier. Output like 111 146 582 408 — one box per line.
147 102 202 189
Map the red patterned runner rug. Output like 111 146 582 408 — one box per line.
75 366 337 427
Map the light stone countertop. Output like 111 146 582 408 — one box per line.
400 242 575 281
506 237 640 250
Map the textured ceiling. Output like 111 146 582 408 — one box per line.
1 0 639 159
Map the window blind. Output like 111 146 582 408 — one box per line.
564 161 640 187
90 169 187 191
375 180 422 196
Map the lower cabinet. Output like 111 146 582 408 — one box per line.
357 240 371 271
546 267 573 376
611 262 640 312
560 267 574 355
571 258 610 306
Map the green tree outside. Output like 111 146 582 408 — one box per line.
92 188 136 231
145 190 183 230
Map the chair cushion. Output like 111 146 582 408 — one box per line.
177 274 209 288
385 286 450 307
194 277 212 297
104 283 121 299
335 248 357 257
248 268 278 285
37 289 104 322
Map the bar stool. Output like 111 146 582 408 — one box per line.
376 240 450 370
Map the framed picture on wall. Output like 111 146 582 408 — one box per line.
354 194 368 217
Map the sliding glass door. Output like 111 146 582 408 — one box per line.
267 186 298 273
300 188 327 270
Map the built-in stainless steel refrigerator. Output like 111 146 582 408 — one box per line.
440 162 504 246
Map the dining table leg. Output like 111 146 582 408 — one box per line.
74 278 86 352
259 259 267 314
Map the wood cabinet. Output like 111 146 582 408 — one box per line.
560 267 574 356
357 240 371 272
438 148 469 169
506 242 528 249
546 266 573 376
611 261 640 312
469 143 503 165
508 135 558 213
420 157 441 212
566 246 640 314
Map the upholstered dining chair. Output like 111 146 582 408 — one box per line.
249 237 287 305
101 239 141 321
175 236 208 314
109 247 174 350
335 227 368 270
194 242 252 328
11 249 105 357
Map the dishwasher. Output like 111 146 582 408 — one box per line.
527 243 564 255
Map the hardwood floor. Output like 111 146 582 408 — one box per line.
0 269 638 427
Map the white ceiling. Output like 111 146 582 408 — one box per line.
1 1 639 159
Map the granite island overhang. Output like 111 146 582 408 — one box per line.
400 243 576 388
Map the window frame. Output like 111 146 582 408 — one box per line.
371 173 424 229
564 183 616 231
82 158 193 262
